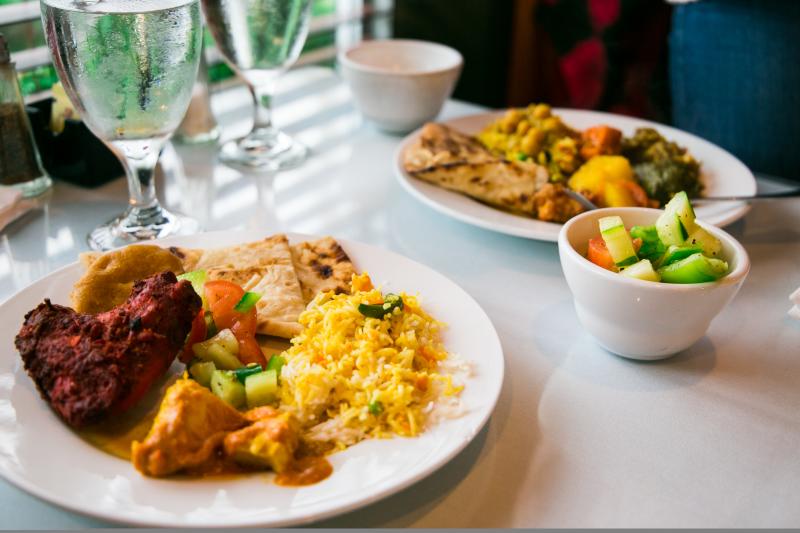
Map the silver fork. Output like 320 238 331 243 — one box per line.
566 188 800 211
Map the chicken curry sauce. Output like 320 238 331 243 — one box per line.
79 378 332 485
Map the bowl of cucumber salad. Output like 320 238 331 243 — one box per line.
558 192 750 360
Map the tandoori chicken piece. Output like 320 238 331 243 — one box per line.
223 408 300 473
15 271 201 428
132 379 248 477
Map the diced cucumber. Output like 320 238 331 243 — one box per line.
233 363 263 384
245 369 278 408
630 225 666 262
208 344 243 370
663 191 698 235
685 226 723 257
211 370 247 408
212 329 240 355
658 253 729 283
266 355 286 378
599 216 638 267
189 361 216 388
656 211 687 247
177 269 207 307
619 259 661 282
656 244 704 268
192 331 243 370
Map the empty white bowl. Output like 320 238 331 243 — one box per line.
558 207 750 360
338 39 463 133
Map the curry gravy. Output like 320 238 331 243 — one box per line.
276 456 333 486
78 371 332 486
77 371 175 460
79 409 156 460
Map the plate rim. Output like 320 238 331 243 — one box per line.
0 231 505 527
394 108 756 241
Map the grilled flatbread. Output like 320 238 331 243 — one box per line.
403 121 584 222
290 237 355 303
402 123 495 172
206 266 304 339
403 122 547 215
192 235 306 338
411 159 548 216
77 235 357 338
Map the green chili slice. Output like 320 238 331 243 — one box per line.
232 363 263 384
358 293 404 319
233 291 262 313
266 354 286 379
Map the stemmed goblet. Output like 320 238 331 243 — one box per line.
41 0 204 250
202 0 312 169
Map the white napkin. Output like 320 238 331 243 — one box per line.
0 185 34 231
790 288 800 320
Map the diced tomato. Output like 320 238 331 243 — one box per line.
204 280 244 331
231 308 266 367
588 234 643 271
238 336 266 367
179 309 207 364
204 279 266 368
587 237 615 270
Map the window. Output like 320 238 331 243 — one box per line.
0 0 392 98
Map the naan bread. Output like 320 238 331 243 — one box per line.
75 235 357 338
403 122 546 215
165 246 203 272
402 123 495 172
290 237 356 303
71 245 185 314
403 122 583 222
192 235 307 338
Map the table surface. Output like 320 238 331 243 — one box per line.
1 67 799 529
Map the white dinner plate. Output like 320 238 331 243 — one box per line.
394 109 757 241
0 231 504 527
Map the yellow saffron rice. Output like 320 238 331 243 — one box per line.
279 273 464 449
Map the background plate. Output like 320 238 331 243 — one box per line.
394 109 757 241
0 231 504 527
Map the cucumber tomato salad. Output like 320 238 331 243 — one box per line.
586 191 729 283
175 270 283 410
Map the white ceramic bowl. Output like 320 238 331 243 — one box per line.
558 207 750 360
338 39 463 133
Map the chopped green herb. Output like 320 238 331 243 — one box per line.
368 400 384 415
232 363 263 384
233 291 261 313
358 294 404 319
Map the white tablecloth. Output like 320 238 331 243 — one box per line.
1 67 799 528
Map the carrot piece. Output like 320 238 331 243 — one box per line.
580 125 623 159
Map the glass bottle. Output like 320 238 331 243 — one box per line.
0 34 52 197
175 46 220 145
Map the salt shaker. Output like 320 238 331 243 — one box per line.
0 34 51 197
